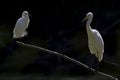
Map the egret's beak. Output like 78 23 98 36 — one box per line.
82 16 88 22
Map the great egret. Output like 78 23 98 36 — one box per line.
82 12 104 62
13 11 30 39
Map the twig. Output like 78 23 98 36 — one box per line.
104 60 120 67
16 41 118 80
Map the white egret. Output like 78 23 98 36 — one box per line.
82 12 104 62
13 11 30 39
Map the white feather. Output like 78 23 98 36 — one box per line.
13 11 30 39
83 12 104 62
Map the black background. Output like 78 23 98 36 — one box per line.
0 0 119 79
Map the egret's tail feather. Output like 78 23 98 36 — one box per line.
98 52 103 62
21 31 28 37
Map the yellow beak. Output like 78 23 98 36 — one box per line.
82 16 88 22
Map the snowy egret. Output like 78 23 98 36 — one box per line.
82 12 104 62
13 11 30 39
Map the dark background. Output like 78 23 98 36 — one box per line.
0 0 120 79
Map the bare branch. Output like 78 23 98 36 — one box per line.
16 41 118 80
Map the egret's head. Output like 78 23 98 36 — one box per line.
22 11 29 17
82 12 93 22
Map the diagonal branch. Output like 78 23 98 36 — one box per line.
16 41 118 80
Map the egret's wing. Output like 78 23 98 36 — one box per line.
21 31 28 37
13 18 27 38
88 44 94 54
13 18 22 33
93 30 104 53
93 29 104 61
88 32 96 54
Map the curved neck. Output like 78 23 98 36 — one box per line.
86 17 93 33
86 16 93 27
22 14 29 18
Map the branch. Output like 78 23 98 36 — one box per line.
16 41 118 80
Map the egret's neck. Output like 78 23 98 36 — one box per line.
86 17 93 33
86 17 92 27
22 15 29 18
22 15 29 22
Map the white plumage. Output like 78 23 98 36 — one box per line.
83 12 104 62
13 11 30 39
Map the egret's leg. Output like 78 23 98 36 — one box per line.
20 38 22 42
58 55 61 71
89 55 94 74
90 62 93 74
95 51 98 72
96 58 99 72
